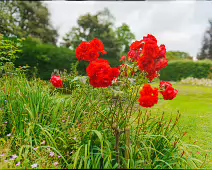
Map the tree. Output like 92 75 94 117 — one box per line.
0 2 21 37
62 8 135 65
166 51 192 61
115 23 136 56
0 1 58 45
197 19 212 60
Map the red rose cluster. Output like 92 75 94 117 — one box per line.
50 75 63 88
76 38 120 88
139 82 178 108
138 84 159 108
128 34 168 82
75 35 178 108
160 81 178 100
76 38 107 62
86 59 120 88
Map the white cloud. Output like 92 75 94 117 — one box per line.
45 1 212 58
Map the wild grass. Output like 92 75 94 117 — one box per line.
0 74 206 169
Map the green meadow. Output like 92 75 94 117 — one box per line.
151 84 212 168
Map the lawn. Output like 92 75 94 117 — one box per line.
150 84 212 168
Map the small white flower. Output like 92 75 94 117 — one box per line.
4 159 8 163
53 162 59 166
10 154 18 160
7 133 11 137
31 163 38 169
16 162 21 166
0 153 5 157
41 140 46 145
33 147 38 151
49 151 54 157
58 155 62 159
73 137 77 141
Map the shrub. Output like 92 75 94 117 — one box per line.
15 38 78 80
160 60 212 81
0 34 25 77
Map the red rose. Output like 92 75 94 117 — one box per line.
90 38 107 55
130 40 144 50
138 84 159 108
76 38 107 62
120 56 127 62
159 44 166 57
50 75 63 88
143 34 158 44
76 42 92 61
86 59 120 88
136 34 168 82
128 49 142 62
160 81 178 100
142 42 159 59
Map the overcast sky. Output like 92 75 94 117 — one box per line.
45 1 212 58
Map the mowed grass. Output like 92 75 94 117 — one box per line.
150 84 212 168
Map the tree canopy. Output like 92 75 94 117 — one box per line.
0 1 58 45
166 51 192 61
197 19 212 60
62 8 136 65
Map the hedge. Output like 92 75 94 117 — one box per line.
160 60 212 81
15 38 89 80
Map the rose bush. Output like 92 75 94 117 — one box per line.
51 34 178 108
49 35 189 169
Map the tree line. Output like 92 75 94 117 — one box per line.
0 1 210 63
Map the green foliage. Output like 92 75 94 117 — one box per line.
160 60 212 81
0 35 28 77
0 35 23 63
0 74 203 169
51 66 89 94
15 38 78 80
115 23 136 56
0 1 58 45
166 51 192 61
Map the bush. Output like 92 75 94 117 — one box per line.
0 35 25 77
160 60 212 81
15 38 78 80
